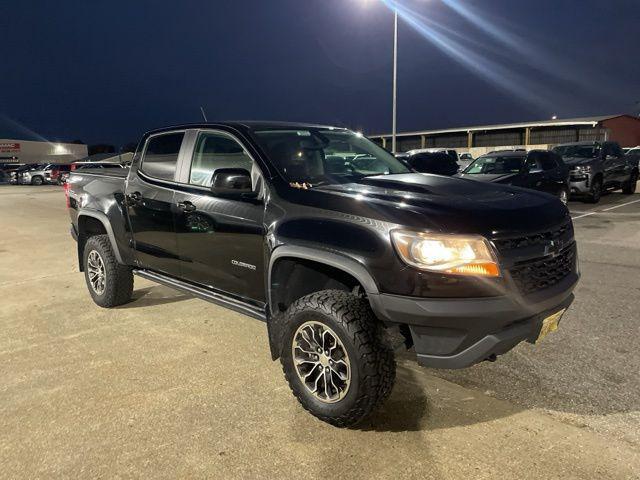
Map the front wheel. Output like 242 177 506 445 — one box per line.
585 177 602 203
280 290 396 428
622 171 638 194
83 235 133 308
31 176 43 185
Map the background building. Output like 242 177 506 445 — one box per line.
369 114 640 156
0 139 87 165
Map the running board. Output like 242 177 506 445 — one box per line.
133 269 267 322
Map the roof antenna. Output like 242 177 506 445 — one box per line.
200 106 208 122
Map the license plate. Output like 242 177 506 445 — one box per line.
536 309 565 344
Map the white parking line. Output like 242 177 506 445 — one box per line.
601 198 640 211
571 198 640 220
571 211 598 220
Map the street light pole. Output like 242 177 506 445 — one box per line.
200 106 208 122
392 7 398 153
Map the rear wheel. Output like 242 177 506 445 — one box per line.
280 290 396 428
83 235 133 308
622 171 638 194
585 177 602 203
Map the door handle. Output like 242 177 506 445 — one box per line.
127 191 142 203
177 201 196 212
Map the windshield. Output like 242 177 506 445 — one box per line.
552 144 600 158
463 155 524 174
252 129 410 185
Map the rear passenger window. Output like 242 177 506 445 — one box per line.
525 155 539 171
612 144 624 157
539 153 557 171
141 132 184 181
189 132 253 187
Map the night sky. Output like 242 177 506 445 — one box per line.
2 0 639 147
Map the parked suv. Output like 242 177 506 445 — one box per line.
10 164 39 184
405 151 459 176
66 122 578 427
552 141 638 203
0 162 22 184
624 147 640 168
407 147 459 162
458 150 570 204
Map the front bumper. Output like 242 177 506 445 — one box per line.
369 271 578 369
569 175 590 195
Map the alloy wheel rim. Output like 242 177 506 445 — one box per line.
87 250 106 295
292 321 351 403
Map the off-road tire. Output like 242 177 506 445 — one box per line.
622 171 638 194
83 235 133 308
31 176 43 186
585 177 602 203
280 290 396 427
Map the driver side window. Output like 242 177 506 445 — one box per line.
602 143 614 158
525 154 539 171
539 153 557 171
190 132 255 187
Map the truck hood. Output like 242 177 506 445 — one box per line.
562 157 596 167
307 173 567 236
456 172 519 184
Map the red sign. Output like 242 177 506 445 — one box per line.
0 143 20 153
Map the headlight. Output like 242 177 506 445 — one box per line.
391 230 500 277
572 165 591 174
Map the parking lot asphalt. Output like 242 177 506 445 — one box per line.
1 185 639 479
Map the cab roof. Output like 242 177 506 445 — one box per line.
480 150 528 157
144 121 349 137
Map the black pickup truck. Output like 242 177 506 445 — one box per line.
66 122 579 427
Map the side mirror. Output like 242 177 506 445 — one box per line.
210 168 253 197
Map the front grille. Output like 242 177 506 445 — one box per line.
509 244 576 295
493 220 572 252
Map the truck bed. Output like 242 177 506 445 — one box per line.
70 167 129 179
